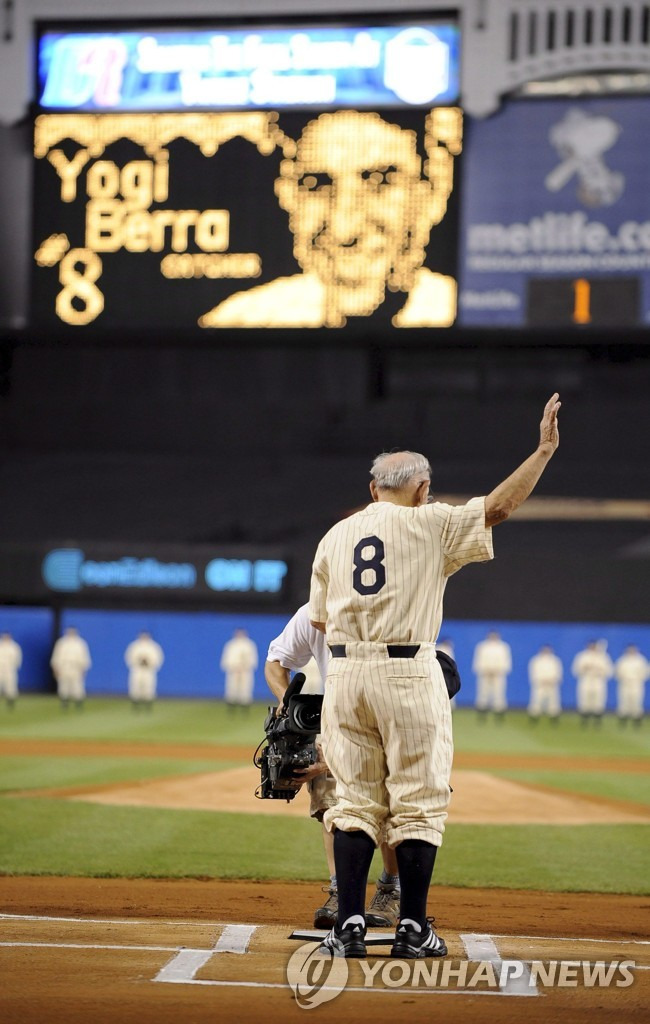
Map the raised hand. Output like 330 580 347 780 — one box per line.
540 392 561 452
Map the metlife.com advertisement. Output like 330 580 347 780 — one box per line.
458 96 650 327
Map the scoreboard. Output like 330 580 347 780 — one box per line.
457 97 650 329
30 19 650 335
32 107 462 331
31 17 462 334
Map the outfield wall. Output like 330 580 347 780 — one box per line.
59 607 289 703
58 609 650 712
2 604 648 711
0 606 54 692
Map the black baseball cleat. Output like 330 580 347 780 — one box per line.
391 918 447 959
317 919 367 958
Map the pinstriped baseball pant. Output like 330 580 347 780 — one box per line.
321 643 453 848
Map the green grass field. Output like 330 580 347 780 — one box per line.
0 696 648 893
2 693 648 756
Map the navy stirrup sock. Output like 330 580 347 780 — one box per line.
395 839 437 927
334 829 375 926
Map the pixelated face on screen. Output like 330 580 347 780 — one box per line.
33 107 461 330
275 111 435 318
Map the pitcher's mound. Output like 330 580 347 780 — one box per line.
62 766 650 824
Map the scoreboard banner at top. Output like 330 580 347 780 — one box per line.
31 19 462 331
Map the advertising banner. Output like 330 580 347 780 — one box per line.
0 543 289 605
458 97 650 328
37 21 460 112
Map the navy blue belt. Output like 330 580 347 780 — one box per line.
329 644 420 659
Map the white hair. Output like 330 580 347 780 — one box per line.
370 451 431 491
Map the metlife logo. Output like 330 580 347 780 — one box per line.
40 547 288 599
466 212 650 272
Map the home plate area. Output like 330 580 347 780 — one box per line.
1 912 647 1012
168 924 647 999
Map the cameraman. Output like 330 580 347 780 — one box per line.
265 604 401 930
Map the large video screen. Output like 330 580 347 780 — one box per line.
458 97 650 328
32 106 462 330
31 15 461 333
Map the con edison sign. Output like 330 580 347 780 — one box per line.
42 549 197 592
41 548 288 597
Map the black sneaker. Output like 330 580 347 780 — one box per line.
317 920 367 958
313 886 338 929
391 919 447 959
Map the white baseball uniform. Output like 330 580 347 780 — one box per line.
220 634 258 705
472 637 512 713
0 636 22 700
266 603 333 818
51 633 91 701
125 636 164 702
309 496 493 848
527 649 563 718
571 646 613 715
614 650 649 719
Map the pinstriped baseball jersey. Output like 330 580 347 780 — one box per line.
309 496 493 644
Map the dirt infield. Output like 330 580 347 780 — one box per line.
5 737 650 825
45 765 650 824
1 877 648 1024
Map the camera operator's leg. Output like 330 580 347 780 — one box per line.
323 823 336 876
313 824 338 929
310 774 339 928
366 841 401 927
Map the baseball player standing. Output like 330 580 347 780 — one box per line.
0 632 22 709
527 644 563 723
220 628 258 710
571 640 613 726
472 631 512 721
50 627 91 710
265 604 402 930
310 393 561 959
125 631 164 710
614 644 649 726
